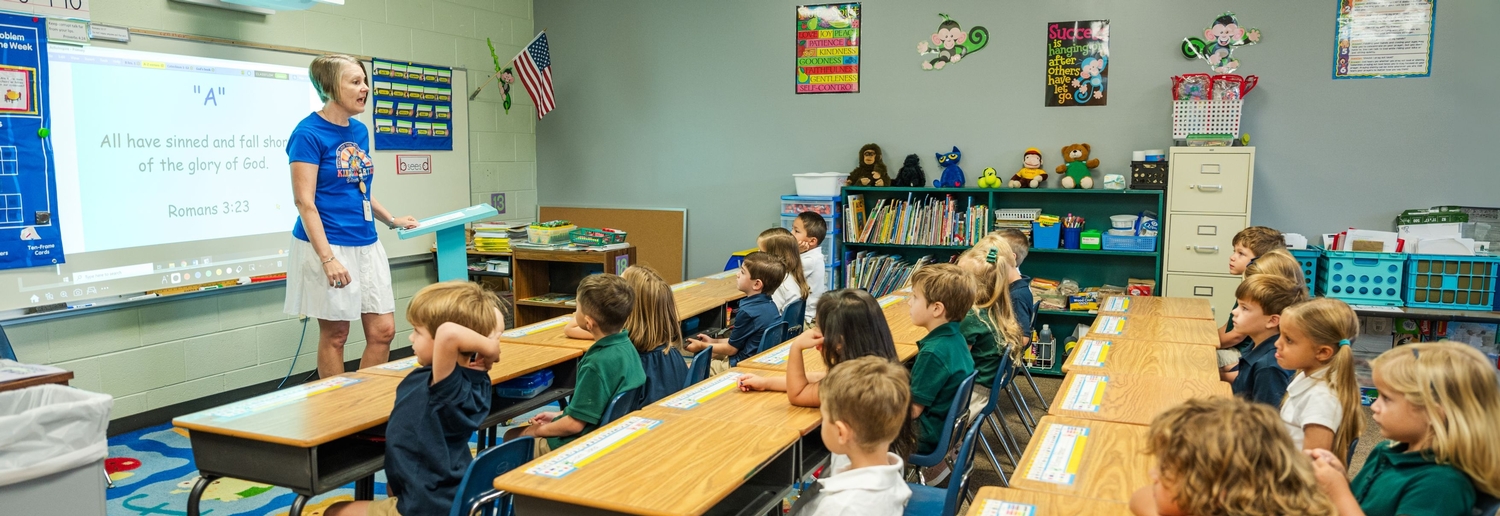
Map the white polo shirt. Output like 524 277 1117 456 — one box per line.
801 247 827 324
797 453 910 516
1280 368 1343 450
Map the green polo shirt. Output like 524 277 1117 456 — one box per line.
549 330 646 449
1349 442 1475 516
910 321 975 455
960 309 1003 389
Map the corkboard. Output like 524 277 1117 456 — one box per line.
538 206 686 281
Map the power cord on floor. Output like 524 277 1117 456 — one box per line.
276 316 313 389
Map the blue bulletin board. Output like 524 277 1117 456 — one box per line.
0 13 61 271
371 58 454 151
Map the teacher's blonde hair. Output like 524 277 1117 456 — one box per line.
308 54 363 103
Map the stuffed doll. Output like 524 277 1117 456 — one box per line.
933 146 964 188
1055 143 1098 189
892 154 926 187
1010 148 1047 188
845 143 889 186
976 167 1002 188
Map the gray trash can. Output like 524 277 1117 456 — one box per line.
0 384 112 515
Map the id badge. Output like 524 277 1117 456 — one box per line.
363 200 373 222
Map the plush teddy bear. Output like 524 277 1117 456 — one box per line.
977 167 1002 188
1010 148 1047 188
892 154 926 187
845 143 889 186
1055 143 1098 189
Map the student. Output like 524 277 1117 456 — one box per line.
792 212 829 325
1218 226 1286 366
906 264 977 464
1227 274 1306 406
1128 397 1335 516
1308 342 1500 516
737 288 900 406
687 252 784 373
620 266 690 404
793 356 913 516
759 228 811 315
1276 297 1364 452
956 237 1026 419
1216 248 1305 378
325 282 503 516
508 274 646 455
991 228 1035 341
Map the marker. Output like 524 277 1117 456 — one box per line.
66 303 95 309
128 293 160 301
199 285 222 291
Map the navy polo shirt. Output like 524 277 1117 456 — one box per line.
1009 276 1036 333
384 366 492 515
729 293 780 362
1230 333 1294 407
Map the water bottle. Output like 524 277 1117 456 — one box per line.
1039 324 1053 346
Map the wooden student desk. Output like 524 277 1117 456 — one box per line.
736 340 920 374
1010 416 1152 504
673 273 745 321
965 486 1131 516
176 344 582 516
498 315 596 351
1049 371 1231 426
1060 338 1219 381
0 370 73 393
493 412 801 516
1084 314 1218 347
1097 295 1216 320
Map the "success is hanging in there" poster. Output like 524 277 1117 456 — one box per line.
1045 20 1109 107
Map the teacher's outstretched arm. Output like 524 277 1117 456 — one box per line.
369 197 418 230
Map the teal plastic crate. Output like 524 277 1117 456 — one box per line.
1289 247 1320 295
1317 250 1405 306
1404 254 1499 310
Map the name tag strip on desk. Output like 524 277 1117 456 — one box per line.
376 357 420 371
754 345 793 365
1025 424 1090 485
1061 375 1108 413
1094 315 1126 335
199 377 362 420
878 295 905 308
525 417 663 478
502 316 572 338
708 270 737 280
1072 340 1112 367
978 500 1037 516
671 280 703 292
1103 297 1129 312
660 372 745 409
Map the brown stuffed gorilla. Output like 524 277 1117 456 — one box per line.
845 143 889 186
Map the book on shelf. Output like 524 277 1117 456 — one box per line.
844 194 989 247
845 251 940 297
525 293 577 306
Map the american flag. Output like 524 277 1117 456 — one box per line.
512 33 554 119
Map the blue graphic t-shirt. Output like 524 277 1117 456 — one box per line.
288 113 377 246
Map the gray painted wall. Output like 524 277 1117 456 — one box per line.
537 0 1500 278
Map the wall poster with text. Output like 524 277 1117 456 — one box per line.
0 13 62 271
796 3 860 94
1045 20 1109 107
1334 0 1435 79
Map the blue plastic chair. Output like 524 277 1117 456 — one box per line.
908 371 979 474
684 348 713 389
601 385 644 426
449 436 535 516
781 298 806 339
976 353 1024 485
903 418 984 516
731 320 787 367
0 324 16 361
1346 437 1360 465
1474 493 1500 516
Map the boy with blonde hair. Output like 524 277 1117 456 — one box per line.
795 356 913 516
906 264 976 467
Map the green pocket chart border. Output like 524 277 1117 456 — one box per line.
371 58 454 150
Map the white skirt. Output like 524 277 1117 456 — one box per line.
283 237 395 321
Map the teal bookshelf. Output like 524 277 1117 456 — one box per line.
840 186 1165 376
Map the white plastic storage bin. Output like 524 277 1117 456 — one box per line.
793 173 846 196
0 385 112 515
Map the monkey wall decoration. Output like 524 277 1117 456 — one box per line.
845 143 890 187
917 14 989 70
1181 12 1261 74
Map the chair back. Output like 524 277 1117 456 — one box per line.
449 436 535 516
0 324 15 361
1473 492 1500 516
685 348 713 389
781 298 806 338
756 321 789 358
602 385 645 425
1030 300 1043 333
907 371 978 468
982 352 1016 416
1345 437 1360 465
901 419 985 516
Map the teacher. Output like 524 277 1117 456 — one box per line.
284 54 418 379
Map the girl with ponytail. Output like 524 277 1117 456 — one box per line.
1275 297 1364 453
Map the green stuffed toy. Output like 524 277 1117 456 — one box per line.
976 167 1002 188
1056 143 1098 189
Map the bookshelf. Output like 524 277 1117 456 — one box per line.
840 186 1165 375
510 246 637 326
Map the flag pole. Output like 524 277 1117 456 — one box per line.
468 30 547 101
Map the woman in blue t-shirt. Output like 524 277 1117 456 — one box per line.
284 54 418 379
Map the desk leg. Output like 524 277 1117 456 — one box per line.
186 474 219 516
355 476 375 500
290 494 310 516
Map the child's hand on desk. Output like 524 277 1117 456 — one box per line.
738 374 770 392
528 411 561 425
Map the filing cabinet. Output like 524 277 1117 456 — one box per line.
1163 147 1255 318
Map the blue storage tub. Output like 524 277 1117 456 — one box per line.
1404 254 1499 311
1102 234 1158 252
494 369 554 399
1317 250 1405 306
1289 247 1320 295
1032 222 1061 249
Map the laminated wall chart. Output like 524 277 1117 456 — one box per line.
371 58 454 151
0 13 61 270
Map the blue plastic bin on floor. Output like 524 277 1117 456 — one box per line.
1317 250 1405 306
1289 247 1320 295
1404 254 1500 311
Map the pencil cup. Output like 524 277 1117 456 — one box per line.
1063 227 1082 249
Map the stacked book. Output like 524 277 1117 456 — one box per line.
845 252 938 297
472 221 522 253
994 208 1042 241
844 194 991 247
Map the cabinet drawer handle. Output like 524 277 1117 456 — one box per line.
1189 184 1224 192
1189 245 1219 253
1193 286 1214 297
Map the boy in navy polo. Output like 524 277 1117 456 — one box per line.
1229 274 1306 407
687 252 785 373
993 229 1035 338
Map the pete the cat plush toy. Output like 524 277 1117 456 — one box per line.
1055 143 1098 189
933 146 964 188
